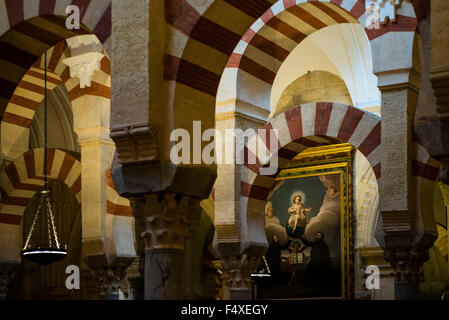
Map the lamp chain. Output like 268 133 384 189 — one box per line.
44 50 48 191
22 195 44 250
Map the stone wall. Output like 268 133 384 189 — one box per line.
274 71 353 118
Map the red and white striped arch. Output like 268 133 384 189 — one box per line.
0 0 112 52
241 102 381 211
215 0 418 115
1 39 111 160
0 148 81 261
228 102 439 252
0 148 133 262
106 169 132 218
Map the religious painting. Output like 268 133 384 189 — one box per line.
255 144 353 300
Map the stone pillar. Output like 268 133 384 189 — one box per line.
0 263 19 300
130 193 202 300
384 235 432 300
220 255 259 300
126 255 145 300
84 256 133 300
90 265 127 300
81 269 100 300
430 0 449 183
378 66 432 298
109 0 216 301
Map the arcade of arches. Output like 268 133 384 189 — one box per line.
0 0 449 300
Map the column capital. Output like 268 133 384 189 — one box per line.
85 257 134 298
220 254 259 292
383 233 435 283
130 193 201 251
63 34 105 88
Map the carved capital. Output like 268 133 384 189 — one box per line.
85 256 134 298
130 193 199 251
63 35 105 88
91 266 127 297
366 0 403 25
63 52 105 88
220 254 259 292
110 123 159 164
383 233 435 284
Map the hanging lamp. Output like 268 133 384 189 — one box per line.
21 50 67 266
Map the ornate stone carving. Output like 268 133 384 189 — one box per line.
383 234 435 283
63 34 105 88
91 266 127 297
366 0 403 25
130 193 199 250
220 254 259 292
110 123 159 164
63 52 105 88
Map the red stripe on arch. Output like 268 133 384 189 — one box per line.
39 0 57 16
71 175 81 195
314 102 333 136
58 154 75 182
239 55 276 84
165 0 201 36
412 160 440 181
4 162 41 192
244 147 263 173
5 0 24 28
337 107 364 142
365 15 418 40
284 106 303 141
48 41 66 72
372 163 381 179
358 122 381 157
69 82 111 101
259 123 281 152
226 53 243 68
241 181 270 200
331 0 343 5
0 213 22 225
93 3 111 43
349 0 366 19
71 0 91 21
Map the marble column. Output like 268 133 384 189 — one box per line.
378 72 434 299
126 255 145 300
130 193 201 300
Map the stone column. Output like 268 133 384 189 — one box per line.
130 193 201 300
430 0 449 183
126 255 145 300
0 263 19 300
383 234 435 300
220 255 259 300
378 68 432 299
90 265 127 300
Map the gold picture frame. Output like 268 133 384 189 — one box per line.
275 144 353 299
